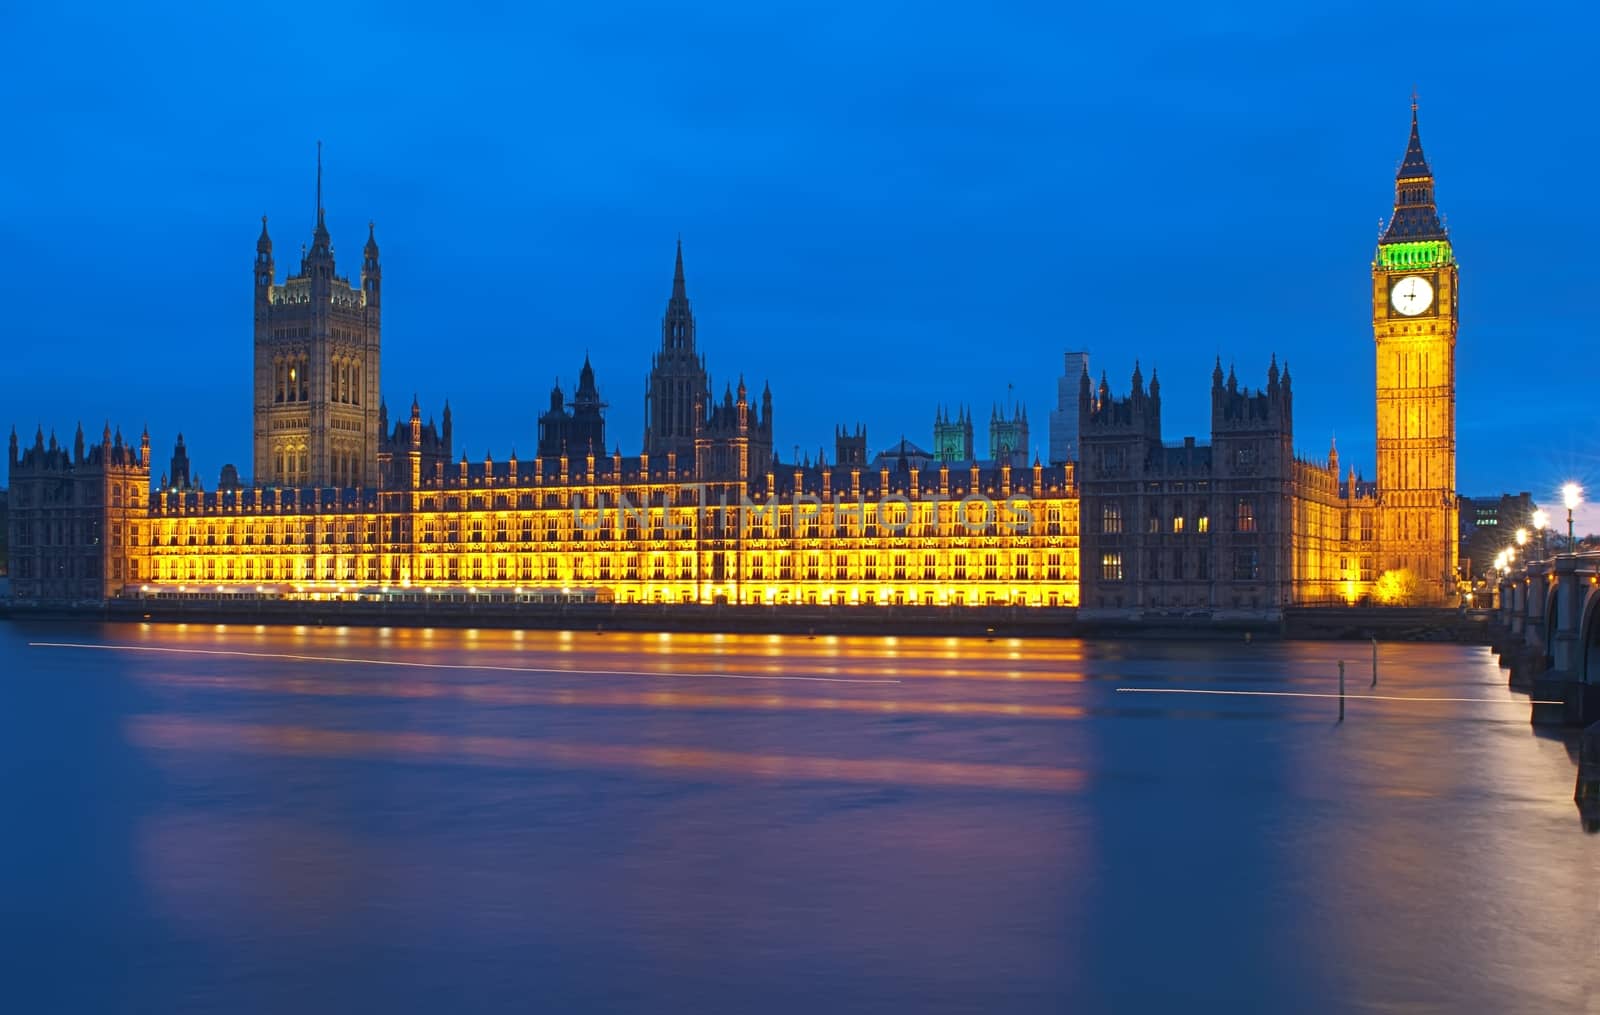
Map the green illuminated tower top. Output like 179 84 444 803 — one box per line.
1376 98 1452 270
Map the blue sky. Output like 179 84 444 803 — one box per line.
2 1 1597 523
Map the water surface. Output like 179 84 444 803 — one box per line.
1 621 1594 1012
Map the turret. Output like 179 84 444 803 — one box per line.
362 220 381 308
255 216 274 304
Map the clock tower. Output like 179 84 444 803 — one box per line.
1372 99 1459 601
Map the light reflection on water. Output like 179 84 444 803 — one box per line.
3 621 1597 1013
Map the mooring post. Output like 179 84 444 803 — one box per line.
1371 638 1378 688
1339 660 1346 721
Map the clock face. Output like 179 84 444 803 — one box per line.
1390 275 1434 316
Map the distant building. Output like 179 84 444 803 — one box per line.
1049 351 1089 464
1459 492 1537 578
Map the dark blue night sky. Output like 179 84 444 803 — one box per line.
3 2 1596 523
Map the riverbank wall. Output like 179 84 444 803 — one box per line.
2 599 1490 643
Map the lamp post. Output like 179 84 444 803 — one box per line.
1533 508 1549 561
1563 483 1583 551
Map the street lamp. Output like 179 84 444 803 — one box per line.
1563 482 1583 550
1533 508 1549 560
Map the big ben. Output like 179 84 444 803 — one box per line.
1372 99 1459 602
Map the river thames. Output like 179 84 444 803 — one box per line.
1 620 1595 1012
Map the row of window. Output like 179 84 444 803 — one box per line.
1098 550 1259 582
1098 502 1225 534
151 550 1079 586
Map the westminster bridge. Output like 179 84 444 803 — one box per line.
1492 550 1600 726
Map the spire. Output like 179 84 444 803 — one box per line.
309 141 332 258
1381 96 1447 243
1212 356 1224 389
661 239 695 352
257 215 272 254
1398 94 1429 179
316 139 324 224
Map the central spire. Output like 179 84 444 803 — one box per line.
662 238 694 352
310 141 331 256
1381 97 1447 244
1397 97 1431 180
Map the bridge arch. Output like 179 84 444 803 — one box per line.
1581 583 1600 685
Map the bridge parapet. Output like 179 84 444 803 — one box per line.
1491 552 1600 724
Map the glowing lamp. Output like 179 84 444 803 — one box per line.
1563 483 1582 510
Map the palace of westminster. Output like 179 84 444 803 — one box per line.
6 106 1461 611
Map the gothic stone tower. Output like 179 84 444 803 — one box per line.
253 152 382 488
933 406 974 462
1210 358 1296 608
988 402 1029 467
1372 101 1459 601
643 240 709 464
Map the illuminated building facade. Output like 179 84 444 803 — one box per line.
1371 100 1460 601
96 236 1081 609
136 457 1079 608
